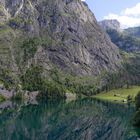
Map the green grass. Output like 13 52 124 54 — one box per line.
93 86 140 103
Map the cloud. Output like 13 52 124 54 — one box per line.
104 3 140 28
122 3 140 17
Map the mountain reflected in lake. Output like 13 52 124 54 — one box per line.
0 98 139 140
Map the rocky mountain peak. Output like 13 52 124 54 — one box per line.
99 19 121 31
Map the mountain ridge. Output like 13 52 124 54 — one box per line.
99 19 140 52
0 0 122 75
0 0 123 96
98 19 121 31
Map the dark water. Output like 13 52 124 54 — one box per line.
0 98 140 140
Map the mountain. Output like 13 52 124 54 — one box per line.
99 20 140 52
106 29 140 52
99 20 140 89
0 0 122 97
125 26 140 38
98 19 121 31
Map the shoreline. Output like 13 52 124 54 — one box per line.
92 86 140 104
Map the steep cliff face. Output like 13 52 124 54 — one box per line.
0 0 122 86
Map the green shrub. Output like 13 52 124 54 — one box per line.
127 95 133 102
21 65 44 91
0 95 6 102
20 38 39 60
38 81 66 100
21 66 66 100
133 110 140 127
135 91 140 110
60 75 98 96
0 69 16 89
11 92 23 101
73 84 96 96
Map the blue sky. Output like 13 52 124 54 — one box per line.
82 0 140 28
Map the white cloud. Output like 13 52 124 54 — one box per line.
104 3 140 28
122 3 140 17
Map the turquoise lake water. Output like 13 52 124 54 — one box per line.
0 98 140 140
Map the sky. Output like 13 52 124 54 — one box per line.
82 0 140 28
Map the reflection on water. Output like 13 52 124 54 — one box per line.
0 98 139 140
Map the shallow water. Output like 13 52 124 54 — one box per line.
0 98 139 140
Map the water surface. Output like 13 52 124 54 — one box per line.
0 98 139 140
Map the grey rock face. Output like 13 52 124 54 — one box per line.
0 0 122 77
99 19 121 31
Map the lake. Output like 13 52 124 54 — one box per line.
0 98 139 140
